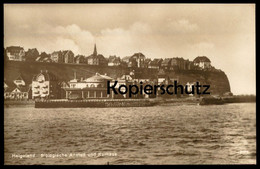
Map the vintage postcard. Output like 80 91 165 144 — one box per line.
4 4 256 165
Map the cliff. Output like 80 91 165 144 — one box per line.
4 61 231 95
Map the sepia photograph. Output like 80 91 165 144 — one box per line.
3 3 256 165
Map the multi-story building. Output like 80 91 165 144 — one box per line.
50 51 64 63
4 75 31 100
148 58 163 69
86 44 108 66
108 55 121 66
131 52 146 68
128 58 138 67
75 55 85 64
32 70 59 100
63 50 74 63
64 72 114 99
161 58 173 70
193 56 211 69
58 81 69 99
36 52 51 62
25 48 39 62
6 46 25 61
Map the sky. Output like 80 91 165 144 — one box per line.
4 4 255 95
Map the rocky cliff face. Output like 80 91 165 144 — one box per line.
4 61 231 95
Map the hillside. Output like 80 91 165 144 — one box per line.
4 61 231 95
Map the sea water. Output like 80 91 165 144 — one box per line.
4 103 256 164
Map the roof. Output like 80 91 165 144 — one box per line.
131 52 145 59
149 59 162 66
32 71 58 81
161 58 172 65
193 56 211 63
122 56 131 62
100 74 113 80
4 81 17 92
4 81 30 93
144 58 151 64
108 56 120 63
15 74 24 81
75 55 85 59
26 48 39 54
6 46 24 52
62 50 74 57
58 81 69 86
84 73 110 82
69 79 79 83
87 54 106 60
51 51 62 56
16 86 30 92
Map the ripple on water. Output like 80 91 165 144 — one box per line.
4 103 256 165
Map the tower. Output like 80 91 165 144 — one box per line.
93 44 97 56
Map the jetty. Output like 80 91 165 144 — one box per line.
35 99 159 108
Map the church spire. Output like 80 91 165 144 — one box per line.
93 44 97 56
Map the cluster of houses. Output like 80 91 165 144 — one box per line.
4 44 216 71
4 69 198 101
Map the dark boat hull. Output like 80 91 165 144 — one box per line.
199 97 225 105
35 99 158 108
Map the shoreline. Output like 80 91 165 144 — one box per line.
4 95 256 108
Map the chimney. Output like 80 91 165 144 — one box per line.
46 70 48 73
81 77 83 81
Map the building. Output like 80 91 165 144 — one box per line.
4 86 31 100
13 74 26 86
86 44 107 66
120 74 133 81
32 70 59 100
51 51 64 63
161 58 173 70
6 46 25 61
25 48 39 62
58 81 69 99
108 55 121 66
36 52 51 62
4 85 31 100
62 50 74 63
64 72 114 99
193 56 211 69
4 75 31 100
148 58 163 69
122 53 146 68
75 55 85 64
121 56 131 63
128 58 138 67
131 52 146 68
143 58 151 68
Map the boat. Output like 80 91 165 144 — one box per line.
35 99 158 108
199 97 225 105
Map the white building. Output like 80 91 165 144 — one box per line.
32 70 59 100
6 46 25 61
193 56 211 69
